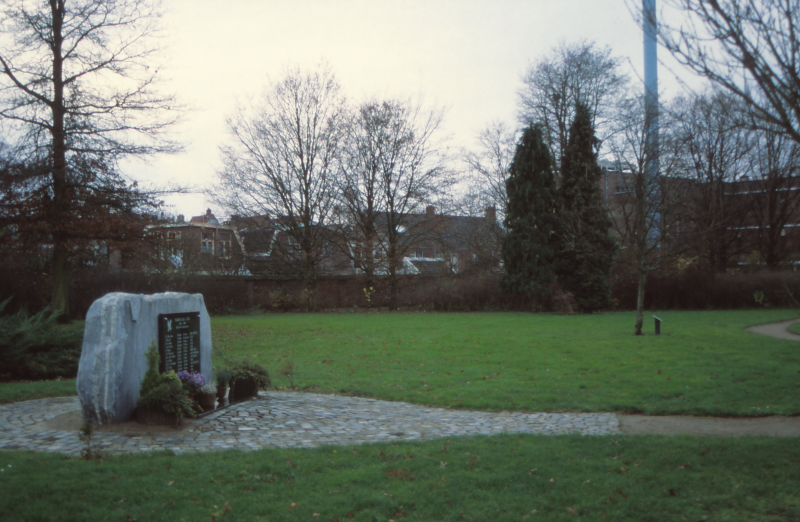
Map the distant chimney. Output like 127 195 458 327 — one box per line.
205 208 213 222
485 206 496 223
426 205 435 217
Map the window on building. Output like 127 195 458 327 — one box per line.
219 240 231 259
201 233 214 255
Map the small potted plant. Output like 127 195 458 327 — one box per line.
195 381 218 412
215 367 232 402
230 361 271 401
137 342 197 426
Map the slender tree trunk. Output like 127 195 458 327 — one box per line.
634 269 646 335
301 243 317 312
633 169 648 336
363 235 375 308
306 257 317 313
387 239 398 311
50 0 69 320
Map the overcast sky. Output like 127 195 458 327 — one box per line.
125 0 701 219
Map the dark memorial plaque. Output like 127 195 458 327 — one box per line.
158 312 201 374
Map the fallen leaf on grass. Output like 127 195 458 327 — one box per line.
167 480 174 486
528 468 537 475
386 469 414 481
599 513 607 519
312 514 320 519
549 478 556 483
440 461 447 468
245 486 252 492
615 489 627 499
567 507 577 515
288 502 298 509
192 498 200 504
668 489 678 497
346 511 354 519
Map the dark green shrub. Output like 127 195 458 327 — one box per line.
215 367 232 387
0 299 83 381
230 361 271 390
137 342 196 424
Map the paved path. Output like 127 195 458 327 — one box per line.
746 318 800 341
0 392 619 456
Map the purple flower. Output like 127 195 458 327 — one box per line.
177 371 205 390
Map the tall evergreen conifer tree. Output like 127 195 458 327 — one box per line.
501 125 558 299
555 103 617 312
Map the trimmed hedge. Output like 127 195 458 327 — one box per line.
2 266 799 320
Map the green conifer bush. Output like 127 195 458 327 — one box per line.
501 124 559 301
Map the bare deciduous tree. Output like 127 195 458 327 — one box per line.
743 122 800 267
650 0 800 144
669 92 755 270
607 93 682 334
335 99 451 310
462 121 516 218
0 0 180 317
334 101 391 298
518 40 628 167
216 66 346 311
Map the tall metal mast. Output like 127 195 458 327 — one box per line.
643 0 660 245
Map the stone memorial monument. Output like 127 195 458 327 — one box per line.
77 292 212 424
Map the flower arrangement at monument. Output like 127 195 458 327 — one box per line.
136 342 197 426
230 361 271 400
177 370 205 395
195 381 218 412
215 367 232 401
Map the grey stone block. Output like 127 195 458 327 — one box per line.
77 292 212 424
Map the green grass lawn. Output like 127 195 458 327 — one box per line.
2 434 798 521
4 310 799 415
211 310 800 416
0 378 77 405
787 320 800 335
3 310 800 520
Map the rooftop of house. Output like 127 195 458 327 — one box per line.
190 208 220 225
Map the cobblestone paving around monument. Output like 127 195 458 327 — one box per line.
0 392 620 456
